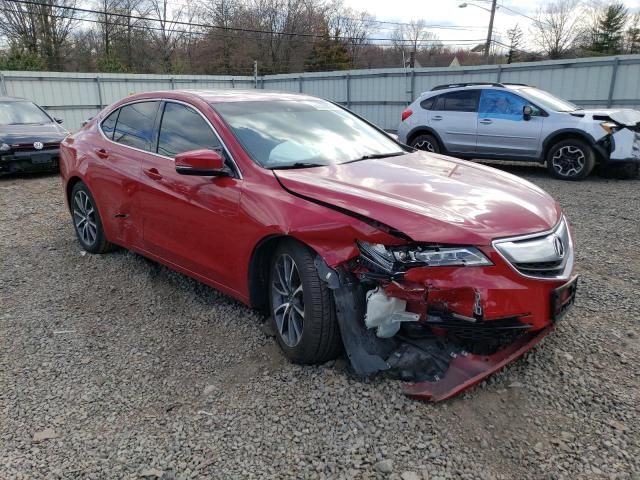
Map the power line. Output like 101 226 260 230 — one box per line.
3 0 488 44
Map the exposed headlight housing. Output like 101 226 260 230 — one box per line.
600 121 620 134
358 241 492 273
0 143 10 152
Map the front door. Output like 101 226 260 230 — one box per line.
476 89 544 158
138 101 243 289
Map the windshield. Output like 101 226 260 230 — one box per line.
0 101 53 125
212 99 405 169
518 87 580 112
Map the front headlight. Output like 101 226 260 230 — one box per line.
358 241 492 273
0 143 10 152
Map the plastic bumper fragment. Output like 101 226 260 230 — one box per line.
402 325 554 402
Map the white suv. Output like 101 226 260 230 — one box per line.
397 83 640 180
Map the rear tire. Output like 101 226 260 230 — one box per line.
410 133 441 154
268 239 342 364
70 182 114 254
546 138 595 180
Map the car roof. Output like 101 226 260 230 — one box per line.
125 89 324 104
418 83 529 100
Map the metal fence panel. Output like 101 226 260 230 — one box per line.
2 54 640 131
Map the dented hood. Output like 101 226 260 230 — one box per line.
274 152 562 245
579 108 640 126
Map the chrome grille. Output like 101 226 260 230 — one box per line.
493 218 574 280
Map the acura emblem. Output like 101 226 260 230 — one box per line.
33 141 43 150
553 235 565 258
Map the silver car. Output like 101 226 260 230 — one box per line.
397 82 640 180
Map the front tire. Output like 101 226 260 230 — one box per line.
410 133 441 154
70 182 113 254
269 239 342 364
546 138 595 180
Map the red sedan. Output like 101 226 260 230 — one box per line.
60 90 577 401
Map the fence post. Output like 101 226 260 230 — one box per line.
231 77 235 89
0 73 7 96
298 75 303 93
410 70 416 102
170 78 176 90
607 57 619 108
496 65 503 83
95 77 104 109
346 73 350 108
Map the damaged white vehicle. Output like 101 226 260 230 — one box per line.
397 83 640 180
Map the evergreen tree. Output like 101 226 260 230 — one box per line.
304 28 351 72
506 24 524 63
592 3 628 54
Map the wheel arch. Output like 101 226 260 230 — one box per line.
248 234 295 312
65 176 84 210
542 129 601 161
406 126 445 151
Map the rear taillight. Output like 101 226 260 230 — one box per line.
401 109 413 121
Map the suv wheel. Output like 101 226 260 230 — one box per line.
410 133 440 154
546 138 595 180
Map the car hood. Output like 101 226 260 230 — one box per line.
274 152 562 245
578 108 640 126
0 123 68 145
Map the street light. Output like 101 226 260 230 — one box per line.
459 0 498 64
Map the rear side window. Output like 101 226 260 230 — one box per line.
157 102 221 158
113 101 159 150
433 90 480 112
420 96 435 110
100 109 119 140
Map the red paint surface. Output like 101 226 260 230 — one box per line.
60 90 574 400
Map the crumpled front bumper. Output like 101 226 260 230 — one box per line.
607 128 640 163
402 325 553 401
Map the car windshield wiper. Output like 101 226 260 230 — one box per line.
344 151 407 164
269 162 326 170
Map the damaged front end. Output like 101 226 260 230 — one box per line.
315 220 577 402
591 112 640 163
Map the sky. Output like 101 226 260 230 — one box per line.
343 0 640 51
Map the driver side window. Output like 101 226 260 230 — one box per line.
156 102 222 158
479 90 534 120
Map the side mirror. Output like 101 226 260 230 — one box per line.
175 149 227 176
523 105 533 121
55 117 64 124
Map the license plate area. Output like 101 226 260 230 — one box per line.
32 153 52 164
551 276 578 322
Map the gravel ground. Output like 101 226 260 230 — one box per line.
1 164 639 480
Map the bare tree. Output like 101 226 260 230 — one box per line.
531 0 584 59
147 0 190 72
392 20 439 67
0 0 78 69
326 2 377 68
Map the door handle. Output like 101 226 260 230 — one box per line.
144 167 163 181
479 119 493 125
95 148 109 159
432 116 443 121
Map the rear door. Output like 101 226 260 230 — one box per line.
476 89 544 158
428 90 480 154
89 100 161 248
138 100 243 289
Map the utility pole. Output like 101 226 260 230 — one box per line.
253 60 258 89
485 0 497 64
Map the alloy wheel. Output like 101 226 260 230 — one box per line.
271 254 304 347
552 145 585 177
73 190 97 246
414 139 435 153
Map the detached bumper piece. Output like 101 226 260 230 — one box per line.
402 326 553 401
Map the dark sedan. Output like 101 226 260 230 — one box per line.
0 97 69 175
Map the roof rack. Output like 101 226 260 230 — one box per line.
430 82 528 91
